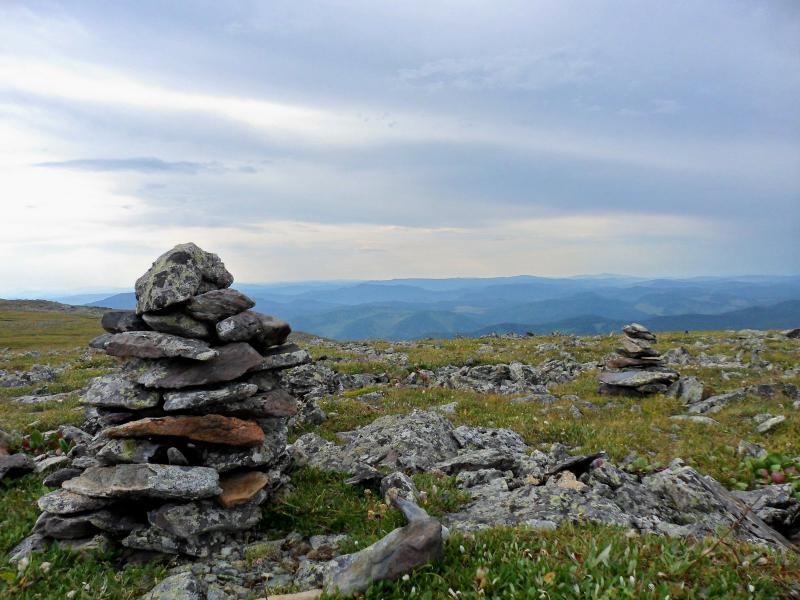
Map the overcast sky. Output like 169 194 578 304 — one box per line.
1 1 798 294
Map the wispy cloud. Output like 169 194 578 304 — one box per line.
36 157 209 173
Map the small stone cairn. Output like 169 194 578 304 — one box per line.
26 243 310 558
598 323 678 396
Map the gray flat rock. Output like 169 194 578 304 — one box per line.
62 464 221 500
135 342 263 389
252 344 312 371
104 331 217 361
37 489 112 514
598 369 678 388
162 382 258 411
216 310 290 348
185 288 255 322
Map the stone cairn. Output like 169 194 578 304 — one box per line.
598 323 678 396
26 243 310 558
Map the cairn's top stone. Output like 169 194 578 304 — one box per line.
135 243 233 314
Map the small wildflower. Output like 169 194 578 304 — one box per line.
40 561 52 574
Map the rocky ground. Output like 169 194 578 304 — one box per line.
1 305 800 598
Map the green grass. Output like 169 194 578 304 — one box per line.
0 475 167 600
1 308 799 598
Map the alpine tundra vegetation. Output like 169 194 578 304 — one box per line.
1 245 799 600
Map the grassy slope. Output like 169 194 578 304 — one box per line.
1 309 799 598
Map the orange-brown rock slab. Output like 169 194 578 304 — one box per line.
104 415 264 446
218 470 269 508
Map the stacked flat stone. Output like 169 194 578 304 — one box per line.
598 323 678 396
30 243 310 558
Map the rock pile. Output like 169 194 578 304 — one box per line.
18 243 310 560
598 324 678 396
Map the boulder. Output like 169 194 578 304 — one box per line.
62 464 221 500
104 415 265 447
216 311 290 348
162 382 258 411
101 310 149 334
185 288 255 322
83 374 160 410
142 311 213 340
135 342 263 389
135 243 233 314
104 331 217 361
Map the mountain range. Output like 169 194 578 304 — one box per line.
45 274 800 341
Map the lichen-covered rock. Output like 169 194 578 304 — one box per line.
185 288 255 322
104 331 217 361
135 243 233 314
37 489 112 515
140 572 206 600
162 382 258 411
341 410 460 472
62 464 221 500
142 311 213 340
148 495 264 538
83 374 160 410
